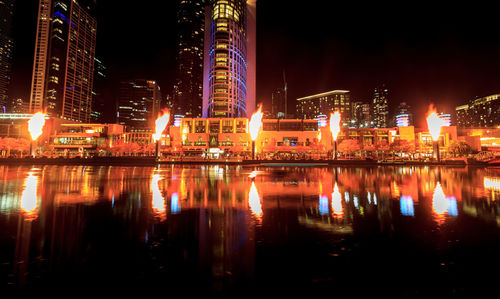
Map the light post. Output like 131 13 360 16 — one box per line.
329 111 341 160
249 105 263 160
426 107 444 163
152 110 170 159
27 112 46 158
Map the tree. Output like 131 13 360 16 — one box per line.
338 139 361 158
390 139 414 160
376 140 390 160
363 143 376 158
449 140 472 157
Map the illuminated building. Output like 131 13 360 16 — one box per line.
202 0 257 118
372 85 389 128
90 58 108 123
296 90 352 124
10 98 28 114
117 79 161 129
29 0 97 123
271 87 287 119
174 0 206 117
393 102 413 127
438 113 451 127
0 0 14 112
352 101 371 128
456 94 500 128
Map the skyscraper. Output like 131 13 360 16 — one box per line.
296 90 352 125
393 101 413 127
174 0 206 118
202 0 256 118
29 0 97 123
90 58 108 123
372 85 389 128
117 79 161 129
0 0 15 113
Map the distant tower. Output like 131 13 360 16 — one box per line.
91 58 108 123
0 0 15 112
174 0 206 118
29 0 97 122
394 101 413 127
271 71 287 118
202 0 256 118
372 85 389 128
117 79 161 129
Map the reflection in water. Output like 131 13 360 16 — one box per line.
151 173 166 221
20 171 39 219
248 181 262 222
1 165 500 295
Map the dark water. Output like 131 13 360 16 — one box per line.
1 165 500 297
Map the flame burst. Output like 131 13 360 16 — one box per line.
152 110 170 142
329 111 341 141
28 112 46 141
249 105 263 141
426 105 444 141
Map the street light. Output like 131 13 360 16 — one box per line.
329 111 341 160
249 105 263 160
27 112 46 157
426 106 444 162
152 109 170 159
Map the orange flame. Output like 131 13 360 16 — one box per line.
28 112 46 141
152 109 170 142
426 105 443 141
329 111 341 141
249 105 263 141
248 181 263 222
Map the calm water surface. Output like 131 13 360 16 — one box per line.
1 165 500 296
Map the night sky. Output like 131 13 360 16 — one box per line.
8 1 500 126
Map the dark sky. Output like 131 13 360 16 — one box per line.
9 1 500 126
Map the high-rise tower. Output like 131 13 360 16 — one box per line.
173 0 206 118
372 85 389 128
0 0 15 112
202 0 256 118
29 0 97 123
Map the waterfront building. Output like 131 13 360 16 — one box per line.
90 58 108 123
352 101 371 128
173 0 206 118
0 0 15 112
117 79 161 129
296 90 352 125
29 0 97 123
455 94 500 128
372 85 389 128
202 0 257 118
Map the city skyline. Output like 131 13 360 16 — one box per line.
5 1 500 124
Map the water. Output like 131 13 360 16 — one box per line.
1 164 500 296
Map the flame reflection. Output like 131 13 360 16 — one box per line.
151 173 166 221
248 181 262 222
20 172 39 220
432 182 458 224
331 183 343 217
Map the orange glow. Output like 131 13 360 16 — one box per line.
28 112 46 141
151 173 166 221
484 177 500 192
426 105 443 141
331 183 343 217
329 111 341 141
248 181 263 222
20 172 39 220
248 170 260 179
152 109 170 142
249 105 263 141
317 131 322 142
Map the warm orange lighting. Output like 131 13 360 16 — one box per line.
20 172 39 220
331 183 343 217
329 111 341 141
484 177 500 192
248 181 263 222
28 112 46 141
152 109 170 142
317 131 322 142
426 105 444 141
248 170 260 179
249 105 263 141
432 182 447 215
151 173 166 221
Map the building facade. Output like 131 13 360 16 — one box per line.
117 79 161 129
202 0 256 118
296 90 352 125
352 101 371 128
372 85 389 128
0 0 15 112
29 0 97 123
173 0 206 118
90 58 108 123
271 87 287 119
455 94 500 128
393 102 413 127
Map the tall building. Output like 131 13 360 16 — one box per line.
90 58 108 123
117 79 161 129
352 101 371 128
0 0 15 112
202 0 256 118
29 0 97 123
296 90 352 125
455 94 500 128
271 88 286 119
372 85 389 128
393 102 413 127
173 0 206 118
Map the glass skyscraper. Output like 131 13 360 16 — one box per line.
117 79 161 129
372 85 389 128
0 0 15 113
29 0 97 123
202 0 256 118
